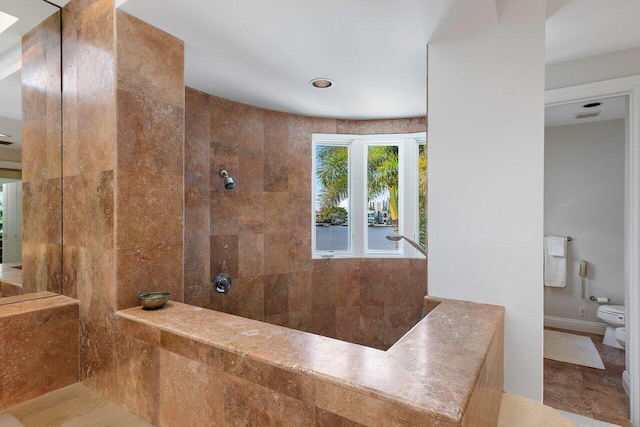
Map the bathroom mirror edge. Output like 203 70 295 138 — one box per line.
0 0 63 303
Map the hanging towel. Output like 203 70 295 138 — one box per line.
544 236 567 287
547 235 566 257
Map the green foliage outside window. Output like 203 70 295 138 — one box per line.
316 143 427 247
317 206 348 224
418 143 427 248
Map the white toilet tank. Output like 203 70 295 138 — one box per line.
597 304 625 326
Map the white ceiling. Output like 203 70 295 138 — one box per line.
545 95 627 128
117 0 499 120
0 0 638 133
0 0 58 55
117 0 640 118
546 0 640 64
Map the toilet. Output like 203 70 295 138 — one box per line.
615 327 625 348
596 305 625 349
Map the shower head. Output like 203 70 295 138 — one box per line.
386 234 403 242
220 170 235 190
224 178 235 190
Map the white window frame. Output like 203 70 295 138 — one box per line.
312 132 426 259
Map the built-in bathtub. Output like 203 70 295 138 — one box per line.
114 296 504 426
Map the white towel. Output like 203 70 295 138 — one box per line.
547 235 566 257
544 236 567 287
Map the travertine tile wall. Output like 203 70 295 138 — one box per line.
184 89 427 349
21 12 62 295
114 10 184 312
60 0 185 401
311 258 427 349
0 296 79 410
337 117 427 135
185 90 335 323
62 0 118 314
61 0 184 321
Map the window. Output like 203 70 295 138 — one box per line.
312 132 426 258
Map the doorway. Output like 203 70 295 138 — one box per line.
544 77 640 427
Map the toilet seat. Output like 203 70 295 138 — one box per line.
598 305 625 316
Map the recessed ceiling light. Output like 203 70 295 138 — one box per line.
309 78 334 89
583 102 602 108
0 133 11 138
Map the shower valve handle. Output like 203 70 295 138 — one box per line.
214 273 232 294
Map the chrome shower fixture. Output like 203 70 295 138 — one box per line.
386 234 426 256
214 273 232 294
220 170 235 190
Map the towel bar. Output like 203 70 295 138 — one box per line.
544 235 572 241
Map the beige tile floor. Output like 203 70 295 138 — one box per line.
0 383 150 427
544 327 631 427
498 393 576 427
1 381 578 427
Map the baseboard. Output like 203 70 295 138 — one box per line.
623 370 630 397
544 315 607 335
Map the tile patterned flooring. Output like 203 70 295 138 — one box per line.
1 382 577 427
544 327 631 427
0 383 150 427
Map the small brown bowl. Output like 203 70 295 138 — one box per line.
138 292 170 310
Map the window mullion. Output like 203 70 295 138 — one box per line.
402 138 418 256
351 139 366 257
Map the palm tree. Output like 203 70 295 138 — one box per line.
316 145 349 211
418 144 427 247
367 145 399 231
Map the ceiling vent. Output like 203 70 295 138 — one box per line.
575 111 600 120
0 140 13 145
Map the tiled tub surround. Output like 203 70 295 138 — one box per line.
0 295 79 410
185 88 427 349
113 297 504 426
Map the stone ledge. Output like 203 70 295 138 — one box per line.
117 297 504 425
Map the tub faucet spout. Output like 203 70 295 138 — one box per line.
386 234 426 256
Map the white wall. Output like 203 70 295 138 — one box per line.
546 47 640 91
427 0 546 400
544 120 626 324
